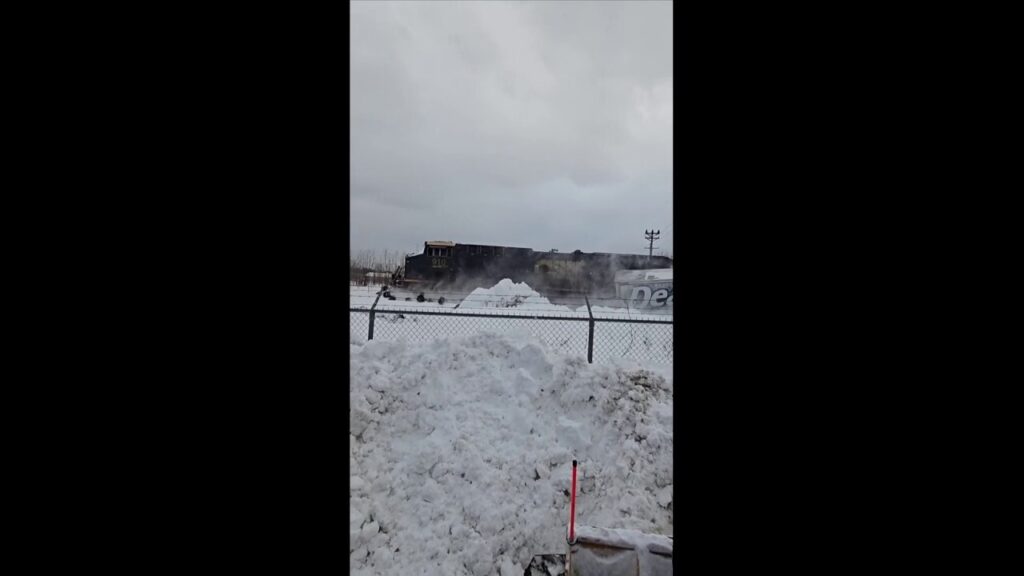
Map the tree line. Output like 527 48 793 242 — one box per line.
350 249 409 285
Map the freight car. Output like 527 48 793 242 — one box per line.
394 240 672 296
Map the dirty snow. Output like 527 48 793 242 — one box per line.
350 284 462 311
350 332 673 575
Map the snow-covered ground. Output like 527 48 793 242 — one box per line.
350 332 673 575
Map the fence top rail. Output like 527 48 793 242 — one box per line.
352 305 671 321
349 307 593 322
592 317 673 325
349 307 672 324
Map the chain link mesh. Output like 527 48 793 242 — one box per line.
350 310 370 343
351 308 672 365
592 320 673 365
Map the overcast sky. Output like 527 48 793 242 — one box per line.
351 0 672 258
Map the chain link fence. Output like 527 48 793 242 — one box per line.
591 318 674 365
350 311 370 344
350 300 672 365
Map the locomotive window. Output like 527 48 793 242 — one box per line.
470 246 478 255
483 247 490 256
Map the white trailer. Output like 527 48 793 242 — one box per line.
614 269 673 308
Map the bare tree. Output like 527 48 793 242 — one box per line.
350 248 409 286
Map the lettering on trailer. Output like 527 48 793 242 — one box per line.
626 285 674 307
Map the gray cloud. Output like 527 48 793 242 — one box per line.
351 0 673 258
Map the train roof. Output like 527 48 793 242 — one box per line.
458 243 532 250
539 250 672 261
417 240 671 261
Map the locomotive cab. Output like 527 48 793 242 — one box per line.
401 241 456 287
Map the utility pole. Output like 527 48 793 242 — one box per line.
644 229 660 261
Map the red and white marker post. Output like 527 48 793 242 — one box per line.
569 459 578 543
567 460 579 574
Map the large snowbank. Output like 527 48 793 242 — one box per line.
458 278 565 311
350 332 673 575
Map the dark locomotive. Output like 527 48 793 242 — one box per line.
394 240 672 296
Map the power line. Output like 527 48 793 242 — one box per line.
644 229 661 261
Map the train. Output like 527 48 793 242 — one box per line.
392 240 673 297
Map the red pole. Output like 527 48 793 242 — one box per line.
569 460 578 543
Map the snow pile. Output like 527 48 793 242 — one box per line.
570 525 673 576
350 332 673 575
458 278 572 312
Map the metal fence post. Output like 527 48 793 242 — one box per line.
368 290 383 340
585 295 594 363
